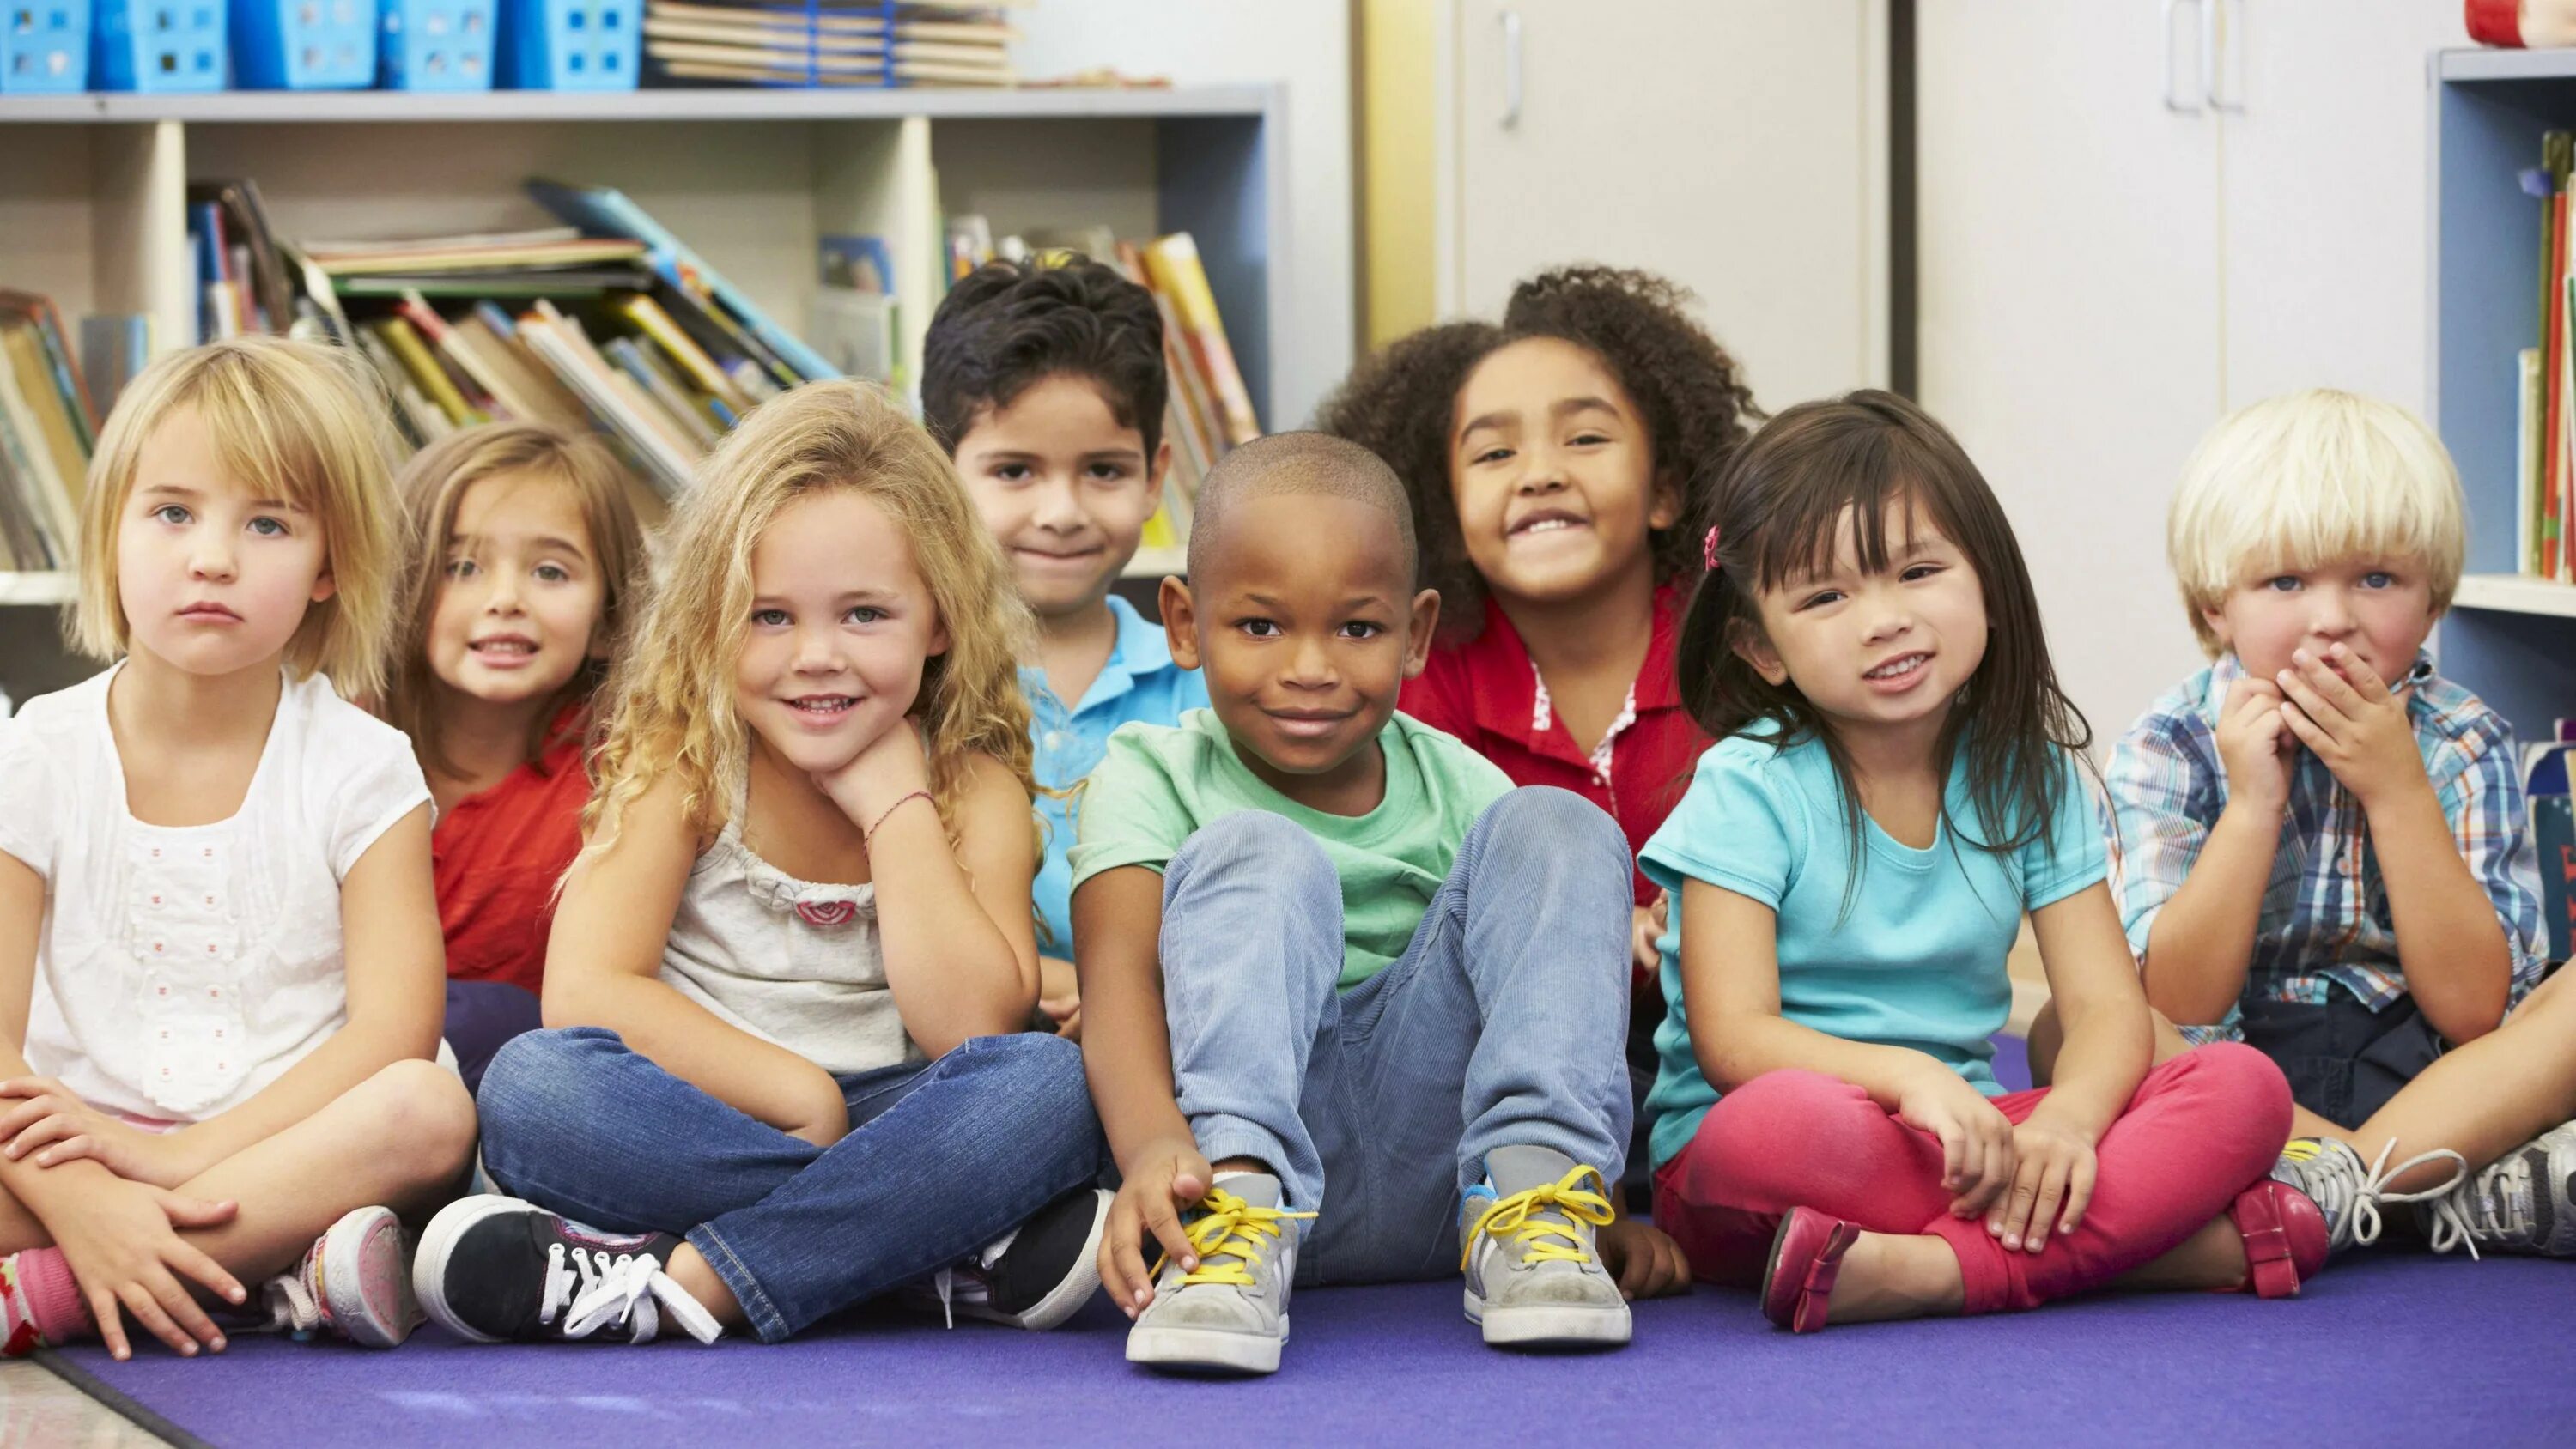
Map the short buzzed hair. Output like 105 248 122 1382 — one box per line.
1186 431 1418 584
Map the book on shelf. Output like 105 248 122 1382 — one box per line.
0 294 89 573
2524 723 2576 961
77 314 152 419
640 1 1018 89
2523 131 2576 582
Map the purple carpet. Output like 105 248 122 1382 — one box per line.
39 1253 2573 1446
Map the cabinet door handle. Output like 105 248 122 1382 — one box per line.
1500 9 1524 130
2202 0 2245 112
2163 0 2204 113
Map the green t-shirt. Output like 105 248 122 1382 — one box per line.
1069 708 1515 988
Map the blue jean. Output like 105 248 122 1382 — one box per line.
476 1027 1104 1342
1160 787 1633 1285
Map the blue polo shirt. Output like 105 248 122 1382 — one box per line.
1023 595 1209 954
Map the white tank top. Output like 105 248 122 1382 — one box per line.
656 770 920 1076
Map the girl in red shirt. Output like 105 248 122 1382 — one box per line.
1318 267 1760 976
382 425 646 1088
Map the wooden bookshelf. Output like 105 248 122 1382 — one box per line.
2432 51 2576 742
0 85 1287 698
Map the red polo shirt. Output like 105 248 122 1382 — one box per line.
431 717 592 997
1400 583 1708 908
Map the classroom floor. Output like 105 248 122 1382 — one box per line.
20 1252 2572 1448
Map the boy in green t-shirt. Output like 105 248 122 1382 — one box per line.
1070 432 1680 1375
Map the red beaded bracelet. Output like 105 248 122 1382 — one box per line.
864 789 933 843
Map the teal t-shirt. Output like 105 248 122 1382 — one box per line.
1638 724 2106 1170
1069 708 1514 988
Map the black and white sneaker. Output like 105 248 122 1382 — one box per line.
411 1195 721 1345
916 1187 1112 1331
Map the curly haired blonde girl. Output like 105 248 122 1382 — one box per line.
582 379 1035 861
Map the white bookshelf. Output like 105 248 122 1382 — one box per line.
0 574 76 607
0 84 1291 694
2451 573 2576 620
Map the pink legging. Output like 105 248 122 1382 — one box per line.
1651 1043 2292 1313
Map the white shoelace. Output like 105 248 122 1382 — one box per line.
262 1270 324 1336
924 1225 1019 1330
2422 1151 2537 1259
2302 1140 2471 1253
539 1244 720 1344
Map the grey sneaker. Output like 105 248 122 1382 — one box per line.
1125 1173 1310 1375
2271 1136 2468 1255
246 1205 422 1349
1461 1146 1631 1349
2418 1119 2576 1259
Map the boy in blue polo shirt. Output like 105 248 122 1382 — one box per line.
928 257 1209 1033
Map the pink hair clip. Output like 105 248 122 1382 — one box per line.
1703 525 1722 572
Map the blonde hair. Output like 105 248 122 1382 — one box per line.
74 336 405 698
582 379 1034 859
382 424 647 781
2168 388 2465 657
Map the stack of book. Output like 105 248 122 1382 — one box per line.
0 292 96 573
642 0 1020 88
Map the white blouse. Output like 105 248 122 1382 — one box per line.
0 664 429 1122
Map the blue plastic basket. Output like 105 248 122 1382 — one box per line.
233 0 373 88
93 0 226 91
3 2 92 92
379 0 490 89
495 0 634 91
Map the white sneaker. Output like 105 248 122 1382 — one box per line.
2421 1119 2576 1258
256 1205 421 1349
1461 1146 1631 1349
1125 1173 1310 1375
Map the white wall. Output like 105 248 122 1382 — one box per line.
1010 0 1357 430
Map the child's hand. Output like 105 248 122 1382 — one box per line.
2214 677 2294 819
1037 956 1082 1039
0 1078 191 1187
47 1175 246 1361
1597 1218 1691 1300
813 718 933 828
1631 894 1669 972
1893 1060 2016 1218
1100 1135 1213 1319
2275 645 2429 810
1990 1110 2098 1253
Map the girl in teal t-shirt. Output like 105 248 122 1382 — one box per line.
1645 391 2321 1332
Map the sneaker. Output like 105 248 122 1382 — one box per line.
2269 1137 2467 1255
1125 1173 1312 1376
916 1187 1113 1331
252 1205 421 1349
2418 1119 2576 1259
1461 1146 1631 1349
412 1195 720 1345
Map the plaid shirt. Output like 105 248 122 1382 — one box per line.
2104 652 2546 1045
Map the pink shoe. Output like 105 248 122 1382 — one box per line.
1759 1206 1862 1333
2228 1181 2328 1299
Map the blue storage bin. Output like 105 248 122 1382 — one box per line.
380 0 490 89
233 0 373 88
93 0 226 91
4 2 91 92
495 0 634 91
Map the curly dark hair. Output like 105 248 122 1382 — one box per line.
920 256 1167 459
1313 266 1762 641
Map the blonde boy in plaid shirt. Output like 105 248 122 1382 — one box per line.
2034 390 2576 1261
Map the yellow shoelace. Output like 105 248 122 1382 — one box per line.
1461 1165 1616 1270
1155 1187 1318 1288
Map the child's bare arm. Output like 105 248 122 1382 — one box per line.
1678 878 2016 1217
2026 882 2154 1137
1073 865 1210 1313
545 779 849 1144
864 749 1041 1056
2275 646 2512 1041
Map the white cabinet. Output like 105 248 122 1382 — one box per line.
1920 0 2463 743
1435 0 1891 405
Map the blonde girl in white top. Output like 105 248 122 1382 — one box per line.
0 338 477 1362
